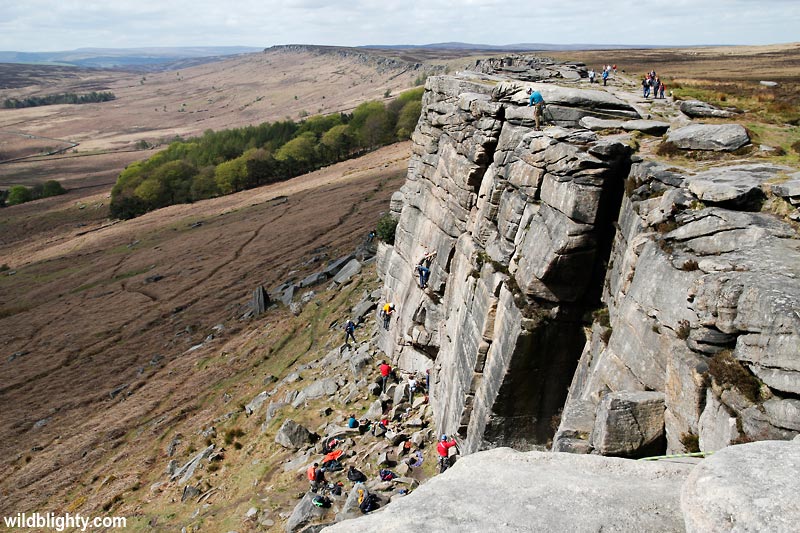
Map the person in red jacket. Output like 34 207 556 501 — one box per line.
379 361 392 392
437 435 459 473
307 462 322 492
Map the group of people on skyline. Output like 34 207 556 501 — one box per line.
588 64 616 86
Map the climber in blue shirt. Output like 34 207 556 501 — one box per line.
526 88 545 131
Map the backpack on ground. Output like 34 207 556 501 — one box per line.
379 468 396 481
313 495 331 508
359 493 379 514
347 466 366 482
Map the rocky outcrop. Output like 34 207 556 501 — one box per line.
378 65 799 460
468 55 588 82
378 72 633 453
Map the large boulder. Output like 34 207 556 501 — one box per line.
679 100 737 119
665 124 750 152
275 420 316 450
321 448 691 533
591 391 666 457
681 440 800 533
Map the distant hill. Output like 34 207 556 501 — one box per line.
362 42 682 51
0 46 263 70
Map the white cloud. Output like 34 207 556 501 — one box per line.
0 0 797 51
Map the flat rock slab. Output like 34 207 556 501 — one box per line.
682 440 800 533
666 124 750 152
579 116 624 130
684 163 789 204
621 120 670 136
322 448 692 533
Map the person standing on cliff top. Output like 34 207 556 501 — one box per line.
526 88 545 131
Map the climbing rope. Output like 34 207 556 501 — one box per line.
638 451 714 461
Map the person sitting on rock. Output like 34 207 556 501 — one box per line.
526 88 545 131
348 413 359 429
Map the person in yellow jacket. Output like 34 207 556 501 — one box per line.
380 302 395 330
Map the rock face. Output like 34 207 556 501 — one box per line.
665 124 750 151
378 71 634 452
555 158 800 455
681 440 800 532
377 67 799 459
322 447 692 533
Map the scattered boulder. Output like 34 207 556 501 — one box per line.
332 259 362 285
665 124 750 152
301 378 339 400
275 420 316 450
365 399 384 419
245 391 269 415
681 441 800 533
171 445 215 485
323 255 355 278
181 485 200 503
252 286 270 316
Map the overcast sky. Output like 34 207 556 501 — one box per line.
1 0 798 52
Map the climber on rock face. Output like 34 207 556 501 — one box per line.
415 264 430 289
380 302 395 330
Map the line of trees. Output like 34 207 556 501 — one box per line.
0 180 66 207
110 87 424 219
3 91 116 109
